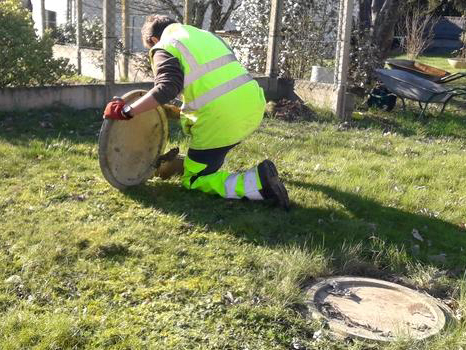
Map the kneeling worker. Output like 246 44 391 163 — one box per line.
103 15 289 210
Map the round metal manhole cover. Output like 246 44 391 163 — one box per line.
305 276 452 342
98 90 169 190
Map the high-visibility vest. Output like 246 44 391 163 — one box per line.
150 24 266 150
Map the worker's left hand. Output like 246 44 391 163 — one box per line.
163 104 181 119
103 97 129 120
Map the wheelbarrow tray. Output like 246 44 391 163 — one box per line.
386 59 449 81
375 69 450 103
386 59 465 84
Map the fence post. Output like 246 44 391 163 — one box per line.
265 0 283 78
265 0 284 98
40 0 46 36
103 0 116 96
76 0 83 75
67 0 72 23
184 0 194 25
121 0 130 81
334 0 354 120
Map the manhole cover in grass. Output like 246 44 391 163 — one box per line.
305 276 451 342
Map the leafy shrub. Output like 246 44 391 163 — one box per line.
348 28 382 95
230 0 338 79
0 0 75 87
51 18 103 49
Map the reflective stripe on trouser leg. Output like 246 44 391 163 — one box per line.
243 166 263 200
224 166 263 200
182 157 264 200
224 173 241 199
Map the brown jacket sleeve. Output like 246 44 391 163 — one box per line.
149 49 184 105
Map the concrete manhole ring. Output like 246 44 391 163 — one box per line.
305 276 452 342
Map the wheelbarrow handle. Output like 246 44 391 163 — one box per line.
440 73 466 84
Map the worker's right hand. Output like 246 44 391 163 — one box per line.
103 97 129 120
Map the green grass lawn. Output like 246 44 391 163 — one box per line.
1 105 466 349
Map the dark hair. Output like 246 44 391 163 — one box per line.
141 15 177 46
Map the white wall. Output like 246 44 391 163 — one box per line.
53 44 153 82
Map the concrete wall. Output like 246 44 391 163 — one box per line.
0 78 349 116
0 78 286 112
0 83 153 112
294 80 336 110
294 80 354 116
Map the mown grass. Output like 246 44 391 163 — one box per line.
0 104 466 349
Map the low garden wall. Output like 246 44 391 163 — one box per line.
0 77 348 115
0 77 293 112
0 83 154 111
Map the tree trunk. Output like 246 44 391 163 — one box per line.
372 0 401 59
159 0 184 22
192 2 209 28
358 0 371 29
358 0 401 60
209 0 222 31
209 0 237 32
371 0 384 24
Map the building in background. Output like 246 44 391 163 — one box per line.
29 0 146 52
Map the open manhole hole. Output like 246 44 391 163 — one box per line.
305 276 452 342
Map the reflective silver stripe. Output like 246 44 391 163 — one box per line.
183 73 253 112
244 167 263 200
184 53 237 86
225 173 240 199
165 39 198 67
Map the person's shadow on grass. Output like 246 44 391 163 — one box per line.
125 179 466 271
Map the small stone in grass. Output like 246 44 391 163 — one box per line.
5 275 22 285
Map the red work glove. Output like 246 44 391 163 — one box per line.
103 97 129 120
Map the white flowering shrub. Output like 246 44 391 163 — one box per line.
348 27 382 94
230 0 339 78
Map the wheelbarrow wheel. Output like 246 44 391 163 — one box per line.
367 86 397 112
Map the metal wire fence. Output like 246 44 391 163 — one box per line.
225 0 344 81
47 0 153 82
46 0 351 89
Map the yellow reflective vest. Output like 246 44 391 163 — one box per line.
150 24 266 150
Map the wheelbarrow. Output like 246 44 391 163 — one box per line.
385 59 466 84
375 69 466 118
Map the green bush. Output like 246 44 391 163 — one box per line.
51 18 103 49
0 0 75 88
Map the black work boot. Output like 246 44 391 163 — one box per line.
258 159 290 211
